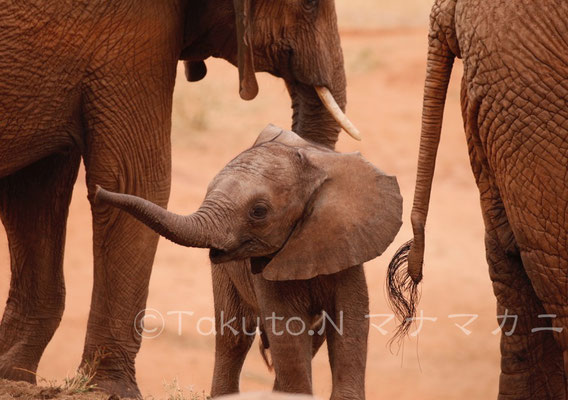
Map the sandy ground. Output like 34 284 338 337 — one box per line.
0 2 501 399
0 379 108 400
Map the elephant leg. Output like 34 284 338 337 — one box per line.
210 265 256 398
269 322 313 395
565 352 568 394
83 155 170 398
463 90 566 399
252 278 313 395
80 76 175 397
505 206 568 393
310 317 326 359
83 153 170 397
326 266 368 400
517 252 568 394
541 300 568 396
0 151 81 382
483 206 566 399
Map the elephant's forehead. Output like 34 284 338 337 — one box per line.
222 145 299 181
207 155 299 200
207 176 248 198
210 167 294 193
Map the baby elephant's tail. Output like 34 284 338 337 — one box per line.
258 329 273 371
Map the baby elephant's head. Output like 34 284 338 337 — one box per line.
95 125 402 280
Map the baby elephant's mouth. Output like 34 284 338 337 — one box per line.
209 246 261 264
209 248 231 264
250 256 272 274
209 248 273 275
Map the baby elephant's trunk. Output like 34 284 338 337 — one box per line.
94 185 214 249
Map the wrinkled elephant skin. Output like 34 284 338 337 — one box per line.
387 1 568 399
95 126 403 399
0 1 351 397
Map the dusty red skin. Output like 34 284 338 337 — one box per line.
94 126 402 398
0 1 350 397
388 1 568 398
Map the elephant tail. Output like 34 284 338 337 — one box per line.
387 0 460 348
258 329 273 371
387 239 421 344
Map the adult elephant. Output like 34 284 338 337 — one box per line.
388 0 568 398
0 0 357 397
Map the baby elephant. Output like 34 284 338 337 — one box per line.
95 125 402 400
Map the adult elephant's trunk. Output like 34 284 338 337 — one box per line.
94 186 216 249
286 43 355 150
287 81 347 150
387 21 457 343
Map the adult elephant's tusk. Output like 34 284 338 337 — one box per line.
315 86 362 141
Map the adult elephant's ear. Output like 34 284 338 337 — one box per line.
234 0 258 100
262 150 403 281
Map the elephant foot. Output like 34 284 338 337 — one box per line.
0 305 63 385
79 346 141 399
90 376 141 399
0 348 38 384
564 351 568 393
0 336 46 384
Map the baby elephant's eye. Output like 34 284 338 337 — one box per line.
250 204 268 220
303 0 318 10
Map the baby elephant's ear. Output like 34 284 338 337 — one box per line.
253 124 286 145
254 124 330 150
262 150 403 281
